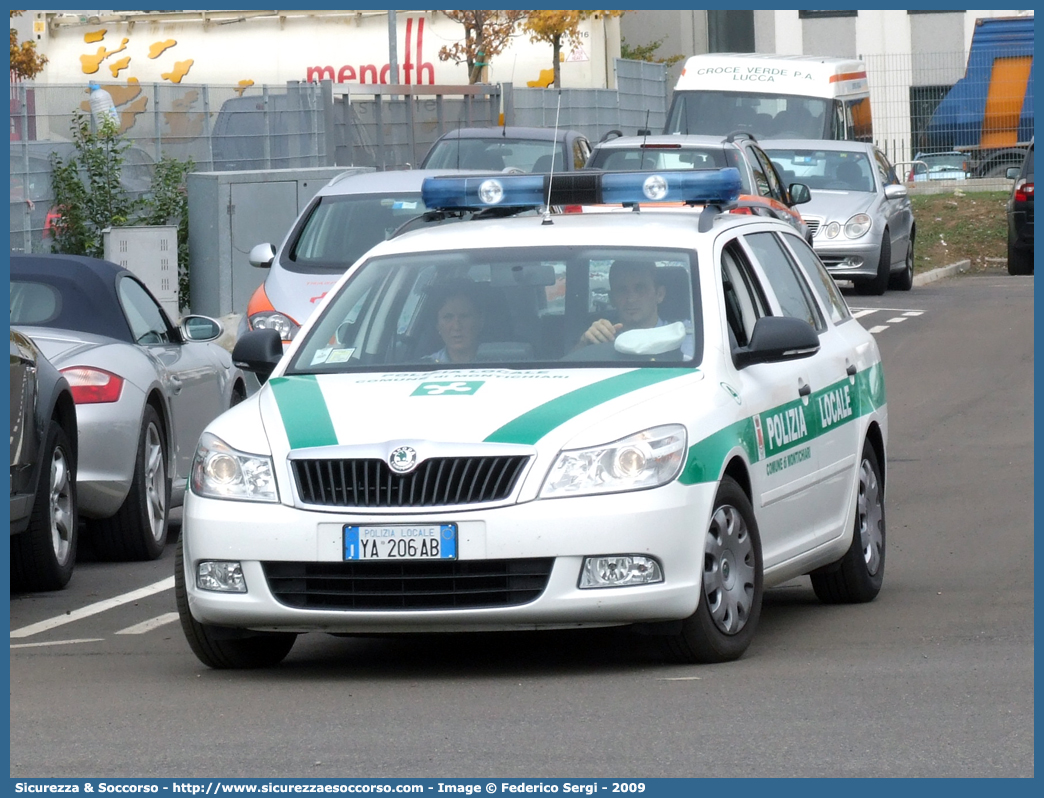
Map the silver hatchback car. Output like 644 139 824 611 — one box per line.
244 169 485 344
762 140 915 294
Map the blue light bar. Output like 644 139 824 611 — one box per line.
421 174 546 210
601 168 742 206
421 168 744 211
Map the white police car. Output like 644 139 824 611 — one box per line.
177 168 887 669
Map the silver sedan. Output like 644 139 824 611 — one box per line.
762 140 915 294
10 254 246 561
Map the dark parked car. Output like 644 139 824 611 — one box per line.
1006 140 1034 275
420 126 592 172
10 329 79 591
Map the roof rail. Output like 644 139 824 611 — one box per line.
724 130 758 144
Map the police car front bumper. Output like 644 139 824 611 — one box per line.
181 481 716 633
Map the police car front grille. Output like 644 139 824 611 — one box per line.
262 559 554 610
291 456 530 508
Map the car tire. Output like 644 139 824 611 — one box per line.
175 539 297 669
231 381 247 407
810 441 885 604
1007 242 1033 275
663 476 763 663
857 233 891 296
11 421 78 591
889 236 915 291
90 404 170 561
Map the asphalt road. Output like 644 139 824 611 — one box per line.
9 270 1034 778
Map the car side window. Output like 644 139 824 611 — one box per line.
748 150 770 196
574 138 591 169
779 234 852 325
873 148 898 186
720 241 769 349
751 145 784 201
118 276 175 345
742 232 825 333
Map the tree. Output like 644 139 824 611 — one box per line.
523 10 624 89
10 10 47 80
620 35 684 68
438 10 531 84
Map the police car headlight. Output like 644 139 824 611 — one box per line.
540 425 687 499
844 213 872 239
249 311 299 341
190 432 279 502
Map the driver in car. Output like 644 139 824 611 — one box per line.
577 259 694 359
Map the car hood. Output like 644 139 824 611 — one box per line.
215 367 707 466
265 267 341 333
801 190 877 221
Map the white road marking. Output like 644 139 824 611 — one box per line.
115 612 179 635
903 311 923 316
657 676 703 681
10 576 175 639
867 325 888 334
850 306 927 314
850 308 878 319
886 317 907 323
11 638 105 649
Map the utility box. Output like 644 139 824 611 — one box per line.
187 167 370 318
103 225 180 321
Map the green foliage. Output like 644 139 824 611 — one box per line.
49 112 195 310
49 113 134 258
620 36 685 68
138 157 195 311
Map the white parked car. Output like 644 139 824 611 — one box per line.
179 169 888 669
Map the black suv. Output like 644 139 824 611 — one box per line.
1006 140 1034 275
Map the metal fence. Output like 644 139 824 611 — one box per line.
865 46 1033 177
10 59 668 252
12 49 1027 252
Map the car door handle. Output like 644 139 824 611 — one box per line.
846 363 857 376
798 383 811 397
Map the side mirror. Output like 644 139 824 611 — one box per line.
1006 166 1020 180
232 329 283 384
180 314 223 343
249 243 276 269
788 183 811 205
733 316 820 369
884 184 908 200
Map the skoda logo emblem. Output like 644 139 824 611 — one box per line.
388 446 418 474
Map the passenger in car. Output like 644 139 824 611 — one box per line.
422 283 486 364
577 259 694 358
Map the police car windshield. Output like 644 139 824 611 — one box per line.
284 193 429 273
287 246 702 373
666 91 831 139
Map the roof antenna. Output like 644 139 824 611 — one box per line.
542 89 562 225
640 109 651 170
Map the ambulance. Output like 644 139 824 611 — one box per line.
177 169 887 669
665 53 872 142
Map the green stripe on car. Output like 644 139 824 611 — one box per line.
268 375 338 449
679 364 886 485
485 369 690 446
